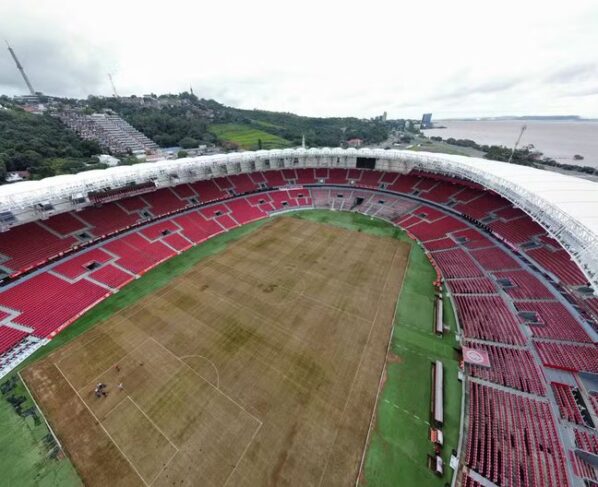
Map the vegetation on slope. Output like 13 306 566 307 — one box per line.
87 93 390 149
231 107 390 147
0 100 103 180
87 93 220 148
208 123 292 150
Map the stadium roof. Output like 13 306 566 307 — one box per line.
1 148 597 288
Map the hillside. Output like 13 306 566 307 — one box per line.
0 100 104 180
0 92 393 180
87 93 391 149
209 124 292 150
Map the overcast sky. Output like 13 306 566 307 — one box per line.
1 0 597 119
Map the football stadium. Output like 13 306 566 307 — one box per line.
1 147 598 487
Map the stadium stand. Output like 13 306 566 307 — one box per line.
552 382 586 425
575 430 598 455
0 222 77 274
464 343 546 395
89 265 134 290
430 249 484 279
52 248 112 279
1 162 597 486
447 278 497 295
569 451 598 482
493 269 554 299
466 381 569 487
535 342 598 373
454 295 526 344
526 246 588 286
469 247 521 271
515 301 592 342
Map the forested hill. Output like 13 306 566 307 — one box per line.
86 93 391 149
0 103 103 180
0 92 393 181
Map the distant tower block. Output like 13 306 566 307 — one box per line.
421 113 433 129
6 41 36 96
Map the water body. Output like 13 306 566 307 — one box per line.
423 120 598 169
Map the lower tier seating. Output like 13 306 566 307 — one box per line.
464 343 546 395
0 325 27 356
447 278 497 295
454 295 526 344
465 382 569 487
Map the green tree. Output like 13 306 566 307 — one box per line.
179 137 198 149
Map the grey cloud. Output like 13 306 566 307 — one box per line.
544 63 597 84
0 34 114 97
430 78 524 102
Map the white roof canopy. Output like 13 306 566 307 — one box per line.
1 148 597 288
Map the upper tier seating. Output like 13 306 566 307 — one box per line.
41 212 88 236
407 215 467 242
0 222 76 274
227 174 259 194
489 216 545 245
78 203 139 237
515 301 591 343
454 192 509 220
141 188 187 215
526 246 587 286
451 228 494 249
535 342 598 373
0 272 106 338
493 269 554 300
470 247 521 272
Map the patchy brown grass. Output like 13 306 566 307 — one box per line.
22 217 409 486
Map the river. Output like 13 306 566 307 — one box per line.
423 120 598 169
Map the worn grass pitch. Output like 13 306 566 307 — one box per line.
22 217 409 487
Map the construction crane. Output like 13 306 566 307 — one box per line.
508 124 527 163
108 73 119 97
5 40 36 96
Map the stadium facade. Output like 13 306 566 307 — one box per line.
2 148 597 291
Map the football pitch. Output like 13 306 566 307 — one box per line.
22 217 410 486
